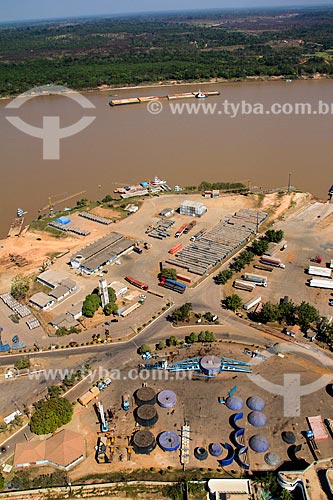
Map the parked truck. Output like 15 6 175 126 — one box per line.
243 296 262 311
308 266 332 278
243 274 268 287
260 256 285 269
190 229 207 242
122 393 130 411
233 279 256 292
309 279 333 289
159 277 186 294
125 275 148 291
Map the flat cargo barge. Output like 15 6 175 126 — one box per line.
110 90 220 106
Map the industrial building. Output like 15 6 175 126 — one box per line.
29 292 55 311
14 430 85 470
70 232 134 274
109 281 128 297
179 200 207 217
160 208 174 217
37 270 76 290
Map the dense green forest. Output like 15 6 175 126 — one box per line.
1 7 333 96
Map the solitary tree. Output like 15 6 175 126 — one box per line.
224 294 243 312
11 274 30 300
29 397 73 435
160 268 177 280
140 344 151 355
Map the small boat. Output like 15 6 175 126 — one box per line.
195 90 208 99
151 176 167 186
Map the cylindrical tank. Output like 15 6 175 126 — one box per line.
135 387 156 406
136 404 158 427
133 430 156 454
158 431 180 452
157 390 177 408
194 447 208 461
209 443 223 457
200 355 221 376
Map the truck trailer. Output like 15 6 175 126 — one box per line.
125 275 148 291
243 296 262 311
233 279 256 292
260 256 285 268
243 274 268 287
308 266 332 278
309 278 333 289
159 277 186 294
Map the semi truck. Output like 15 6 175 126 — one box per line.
260 256 285 269
233 279 256 292
183 221 197 234
308 266 332 278
159 277 186 294
125 275 148 291
243 274 268 287
309 278 333 289
190 229 207 242
175 224 188 238
243 296 262 311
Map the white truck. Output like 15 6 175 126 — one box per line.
260 256 285 269
243 273 268 287
308 266 332 278
243 296 262 311
233 280 256 292
309 278 333 289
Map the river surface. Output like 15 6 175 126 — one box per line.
0 79 332 237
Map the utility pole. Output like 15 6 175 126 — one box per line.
288 172 292 193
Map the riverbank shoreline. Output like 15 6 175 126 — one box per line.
0 74 331 101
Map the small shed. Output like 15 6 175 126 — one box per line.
285 325 300 337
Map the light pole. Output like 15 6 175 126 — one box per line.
288 172 292 193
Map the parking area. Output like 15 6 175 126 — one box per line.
224 201 333 319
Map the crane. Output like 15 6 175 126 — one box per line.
97 401 109 432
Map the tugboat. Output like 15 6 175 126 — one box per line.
195 90 208 98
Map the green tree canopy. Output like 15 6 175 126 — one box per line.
224 294 243 311
265 229 284 243
29 397 73 435
140 344 151 354
11 274 30 300
297 301 320 331
160 268 178 280
251 239 269 256
82 293 101 317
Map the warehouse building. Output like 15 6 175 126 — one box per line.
14 430 85 470
109 281 128 297
70 232 134 274
179 200 207 217
29 292 55 311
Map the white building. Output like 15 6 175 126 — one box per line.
29 293 55 311
179 200 207 217
109 281 128 298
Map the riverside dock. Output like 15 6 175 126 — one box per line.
110 90 220 106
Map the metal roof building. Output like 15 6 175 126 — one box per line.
179 200 207 217
29 292 55 311
70 232 133 274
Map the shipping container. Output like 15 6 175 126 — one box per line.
78 386 100 406
233 279 256 292
169 243 182 254
176 274 192 283
309 278 333 289
308 266 332 278
243 296 262 310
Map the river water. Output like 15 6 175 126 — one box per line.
0 79 332 237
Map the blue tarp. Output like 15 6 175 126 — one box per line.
56 216 71 225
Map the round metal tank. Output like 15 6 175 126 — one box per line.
157 390 177 408
194 447 208 461
246 396 265 411
265 452 281 466
136 387 156 406
158 431 180 452
282 431 296 444
136 404 158 427
226 396 243 411
200 355 221 376
249 435 270 453
133 430 156 455
209 443 223 457
248 412 267 428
